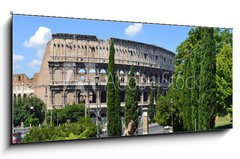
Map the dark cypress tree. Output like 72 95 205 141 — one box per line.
107 40 116 136
125 66 138 132
182 49 193 131
191 31 201 131
114 77 122 136
199 28 216 130
148 83 155 123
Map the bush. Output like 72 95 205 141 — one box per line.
22 117 96 143
48 103 85 125
13 96 46 127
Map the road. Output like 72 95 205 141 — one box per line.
137 123 167 135
99 123 171 137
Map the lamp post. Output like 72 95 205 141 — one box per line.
29 106 34 127
170 98 173 132
82 94 87 118
44 85 48 124
94 75 100 138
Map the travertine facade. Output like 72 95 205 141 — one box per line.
13 33 175 117
12 74 38 98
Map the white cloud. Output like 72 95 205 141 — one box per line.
124 23 143 36
24 26 52 58
13 54 24 63
28 59 41 69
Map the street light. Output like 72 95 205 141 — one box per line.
170 98 173 132
94 75 100 138
29 106 34 127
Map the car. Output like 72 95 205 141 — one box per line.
163 126 173 133
12 132 22 143
102 127 107 133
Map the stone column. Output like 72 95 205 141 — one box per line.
75 90 78 104
142 106 149 135
85 89 90 117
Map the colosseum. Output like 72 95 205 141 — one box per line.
13 33 175 118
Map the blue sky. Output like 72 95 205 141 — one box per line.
13 15 192 78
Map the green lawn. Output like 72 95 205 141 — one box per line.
215 114 232 129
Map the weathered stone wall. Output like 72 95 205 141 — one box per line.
12 74 35 97
13 33 175 111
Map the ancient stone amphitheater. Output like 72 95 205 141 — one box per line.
20 33 175 117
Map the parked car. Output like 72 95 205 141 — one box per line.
163 126 173 133
12 132 22 143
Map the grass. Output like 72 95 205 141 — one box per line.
215 114 232 129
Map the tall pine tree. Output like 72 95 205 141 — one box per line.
148 83 155 123
114 77 122 136
107 40 116 136
125 66 138 132
199 28 216 130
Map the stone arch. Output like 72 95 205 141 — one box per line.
54 92 62 105
121 111 125 118
100 69 107 82
101 112 107 118
13 94 16 99
17 94 21 98
66 91 75 105
53 69 63 82
120 90 125 102
138 91 141 102
23 93 27 98
90 113 96 118
154 91 157 103
155 73 159 84
143 91 148 102
66 69 75 82
135 71 140 83
100 91 106 103
78 68 86 82
141 72 147 83
89 90 96 103
29 93 34 97
149 73 154 82
119 70 125 83
77 91 86 103
89 69 96 82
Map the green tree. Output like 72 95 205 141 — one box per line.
114 77 122 135
155 85 183 131
170 27 232 131
107 40 116 136
199 28 216 130
13 96 46 127
148 83 155 123
216 45 232 117
125 66 138 132
49 103 85 125
155 88 170 126
22 117 97 143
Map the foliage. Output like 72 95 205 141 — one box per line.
107 40 122 136
13 96 46 127
155 27 232 132
148 83 155 123
125 66 139 131
48 103 85 125
216 44 232 117
22 117 96 143
198 28 216 130
114 77 122 135
154 86 183 131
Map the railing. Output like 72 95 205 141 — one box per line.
49 57 174 71
50 80 167 87
51 102 151 109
